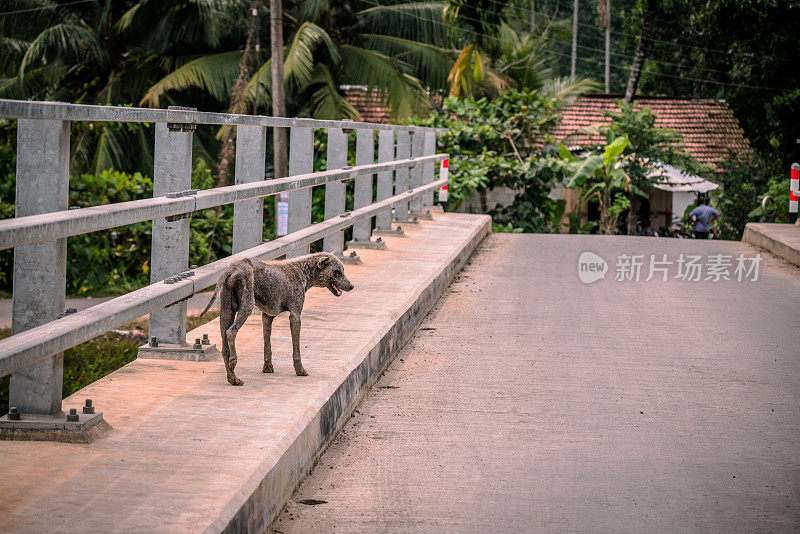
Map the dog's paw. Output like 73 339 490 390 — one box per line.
262 364 274 373
228 376 244 386
295 368 308 377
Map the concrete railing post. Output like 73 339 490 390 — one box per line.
409 129 425 215
421 131 436 207
323 128 347 254
148 110 194 346
375 130 395 231
353 129 374 242
232 125 267 253
8 119 70 415
394 131 411 221
287 127 313 257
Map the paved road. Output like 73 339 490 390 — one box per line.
271 234 800 533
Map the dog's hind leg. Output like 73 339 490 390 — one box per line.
289 312 307 376
218 288 238 385
262 313 275 373
225 269 255 386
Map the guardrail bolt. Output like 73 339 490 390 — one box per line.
66 408 79 422
8 407 20 421
202 334 210 345
83 399 95 414
150 336 158 348
193 338 203 350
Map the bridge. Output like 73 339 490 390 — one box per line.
0 100 799 532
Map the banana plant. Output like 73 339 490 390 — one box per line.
564 135 634 234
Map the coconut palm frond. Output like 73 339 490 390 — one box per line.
309 64 361 120
242 59 272 111
359 33 454 91
299 0 333 22
140 50 244 107
0 62 68 99
357 2 448 47
543 76 602 103
284 22 339 92
448 43 480 97
339 44 429 120
20 23 105 75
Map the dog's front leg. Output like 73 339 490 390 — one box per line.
262 313 274 373
289 313 307 376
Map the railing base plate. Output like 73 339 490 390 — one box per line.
0 411 110 443
347 237 387 250
409 210 434 220
334 251 363 265
137 342 222 362
393 216 420 225
372 227 405 238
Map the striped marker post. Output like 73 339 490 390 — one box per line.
438 159 449 206
791 163 799 224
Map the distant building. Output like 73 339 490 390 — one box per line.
551 95 753 229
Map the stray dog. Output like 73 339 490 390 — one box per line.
200 252 354 385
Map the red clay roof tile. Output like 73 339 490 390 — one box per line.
551 95 752 172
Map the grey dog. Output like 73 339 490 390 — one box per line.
201 252 354 385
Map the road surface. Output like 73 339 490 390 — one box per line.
271 233 800 533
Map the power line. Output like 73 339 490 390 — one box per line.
0 0 93 16
572 42 795 84
357 0 787 93
478 0 798 64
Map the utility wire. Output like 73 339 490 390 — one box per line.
0 0 93 16
357 0 787 93
477 0 799 63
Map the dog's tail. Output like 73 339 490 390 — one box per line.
200 282 221 317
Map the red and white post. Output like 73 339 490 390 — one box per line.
438 159 449 207
790 163 799 224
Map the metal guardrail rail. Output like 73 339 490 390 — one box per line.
0 98 449 420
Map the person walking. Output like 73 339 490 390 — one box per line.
689 197 720 239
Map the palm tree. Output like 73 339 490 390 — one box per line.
0 0 233 174
142 0 452 122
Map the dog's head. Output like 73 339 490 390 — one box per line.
313 253 354 297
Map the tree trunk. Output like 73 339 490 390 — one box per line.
270 0 287 180
604 0 610 92
624 0 657 105
215 1 263 189
571 0 578 78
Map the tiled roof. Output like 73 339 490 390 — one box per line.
343 87 444 125
551 94 753 173
343 88 391 124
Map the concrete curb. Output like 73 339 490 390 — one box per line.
208 215 491 533
743 222 800 268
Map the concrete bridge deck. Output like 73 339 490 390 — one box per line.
0 213 489 533
272 233 800 533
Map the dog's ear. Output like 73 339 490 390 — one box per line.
317 254 332 270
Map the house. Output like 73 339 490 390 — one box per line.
551 94 753 229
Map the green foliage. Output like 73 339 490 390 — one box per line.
564 101 704 234
0 162 238 296
713 152 782 240
411 89 567 232
565 135 633 234
748 177 791 224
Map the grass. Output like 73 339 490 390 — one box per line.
0 311 219 416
